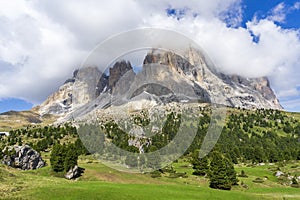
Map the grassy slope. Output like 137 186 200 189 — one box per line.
1 109 300 199
0 165 253 200
1 158 300 200
0 111 56 131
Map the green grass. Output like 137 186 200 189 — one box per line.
25 182 255 200
1 158 300 200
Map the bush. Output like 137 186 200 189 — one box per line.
252 178 264 183
150 170 162 178
50 144 78 173
168 172 188 178
238 170 248 178
161 166 175 173
291 184 300 188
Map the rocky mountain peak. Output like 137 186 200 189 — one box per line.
144 51 194 75
142 49 282 110
38 47 282 121
108 60 133 90
39 66 102 115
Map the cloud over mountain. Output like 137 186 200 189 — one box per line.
0 0 299 109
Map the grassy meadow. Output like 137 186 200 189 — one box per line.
1 156 300 200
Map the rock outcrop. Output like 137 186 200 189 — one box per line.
64 165 84 180
2 145 46 170
39 67 102 115
108 61 133 90
142 49 282 110
38 47 282 121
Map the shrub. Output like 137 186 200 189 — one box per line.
252 178 264 183
150 170 162 178
238 170 248 178
168 172 188 178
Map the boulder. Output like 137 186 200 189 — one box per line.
64 165 84 180
275 171 284 177
2 145 46 170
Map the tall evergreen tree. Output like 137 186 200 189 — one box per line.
64 144 78 172
50 143 79 172
191 150 209 176
225 157 238 185
208 151 237 190
50 144 66 172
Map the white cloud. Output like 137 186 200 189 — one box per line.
0 0 300 108
146 14 300 96
294 2 300 9
268 2 286 23
267 2 300 23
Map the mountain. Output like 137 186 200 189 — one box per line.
37 48 282 121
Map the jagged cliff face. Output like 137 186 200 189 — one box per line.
142 49 282 110
39 82 73 115
38 48 282 118
38 61 135 116
39 66 102 115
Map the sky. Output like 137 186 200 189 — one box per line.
0 0 300 113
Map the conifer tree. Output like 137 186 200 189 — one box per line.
50 144 66 172
208 151 237 190
225 157 238 185
64 144 78 172
191 150 209 176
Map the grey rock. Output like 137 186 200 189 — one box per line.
275 171 284 177
2 145 46 170
108 60 133 90
39 66 103 115
39 47 283 122
143 49 282 110
64 165 84 180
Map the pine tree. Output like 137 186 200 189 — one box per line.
74 138 89 155
225 157 238 185
191 150 209 176
64 144 78 172
208 151 236 190
50 144 66 172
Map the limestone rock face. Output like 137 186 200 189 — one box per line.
226 75 282 109
2 145 46 170
108 60 133 89
39 67 102 115
39 47 282 121
39 82 73 115
72 66 102 107
143 49 282 110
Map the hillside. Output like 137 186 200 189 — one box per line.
0 110 57 131
0 108 300 199
1 156 300 199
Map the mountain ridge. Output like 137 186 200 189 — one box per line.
37 48 282 122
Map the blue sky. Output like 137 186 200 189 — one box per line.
0 0 300 113
0 98 33 113
242 0 300 28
